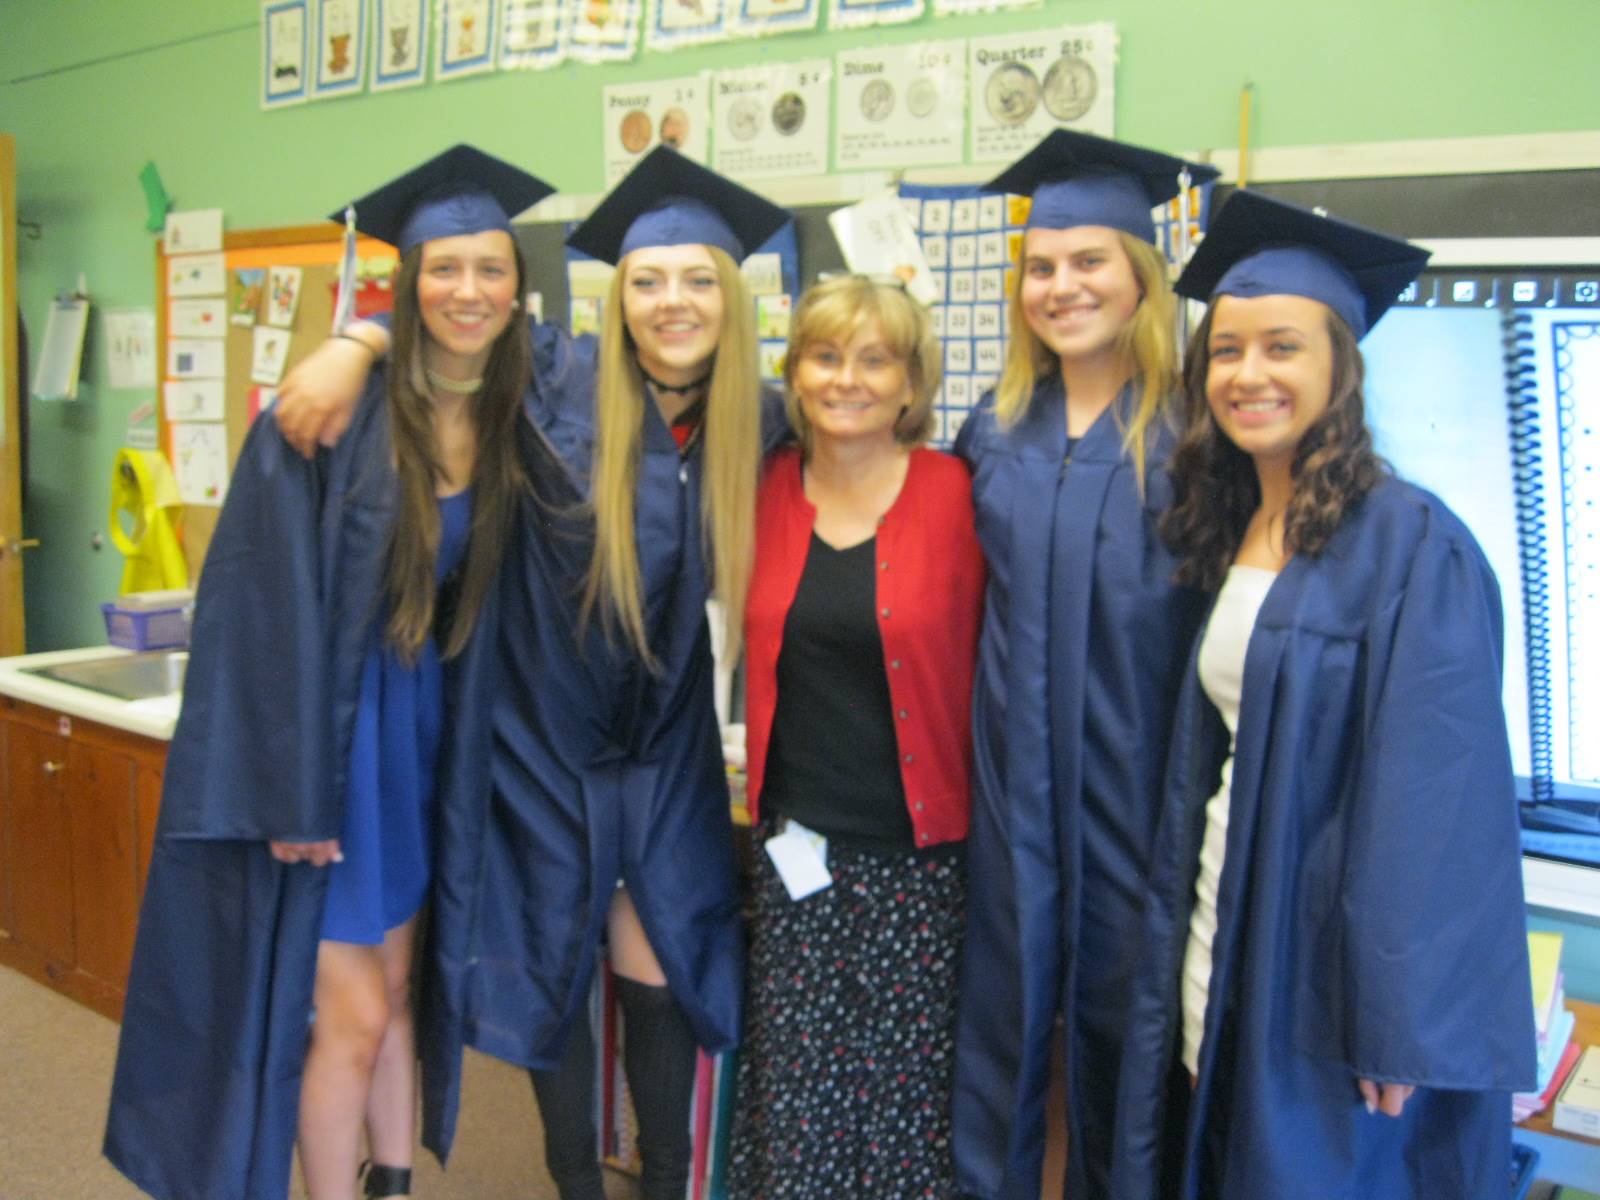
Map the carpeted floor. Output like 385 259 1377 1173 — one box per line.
0 965 637 1199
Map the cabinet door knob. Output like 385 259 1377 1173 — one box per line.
42 760 65 775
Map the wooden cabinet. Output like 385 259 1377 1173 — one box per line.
0 695 166 1019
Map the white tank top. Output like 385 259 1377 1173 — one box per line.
1181 564 1277 1077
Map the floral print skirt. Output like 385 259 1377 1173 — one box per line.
727 824 967 1200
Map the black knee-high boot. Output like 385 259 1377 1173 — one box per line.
616 977 698 1200
529 1020 607 1200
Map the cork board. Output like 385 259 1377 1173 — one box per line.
155 226 396 575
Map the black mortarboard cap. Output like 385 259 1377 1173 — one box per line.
1175 190 1430 338
566 145 790 265
983 129 1220 243
333 144 554 254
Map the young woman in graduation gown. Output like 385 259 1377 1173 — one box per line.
1110 191 1536 1200
275 147 792 1200
949 130 1217 1200
105 147 561 1200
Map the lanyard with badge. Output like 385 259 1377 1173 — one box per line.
765 819 833 900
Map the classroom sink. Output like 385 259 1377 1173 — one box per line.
23 650 189 701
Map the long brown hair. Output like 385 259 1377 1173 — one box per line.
993 231 1177 491
383 241 529 662
1160 304 1385 592
581 245 761 668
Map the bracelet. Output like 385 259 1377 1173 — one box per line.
334 331 377 356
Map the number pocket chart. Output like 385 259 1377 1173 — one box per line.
899 183 1025 447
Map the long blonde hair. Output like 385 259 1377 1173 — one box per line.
582 245 761 667
993 230 1177 490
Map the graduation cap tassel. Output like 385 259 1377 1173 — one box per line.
1175 167 1196 346
330 204 358 334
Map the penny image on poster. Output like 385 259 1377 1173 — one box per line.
602 74 710 184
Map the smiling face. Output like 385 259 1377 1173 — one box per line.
619 243 725 388
415 229 519 377
1018 224 1143 370
792 318 912 449
1204 293 1336 475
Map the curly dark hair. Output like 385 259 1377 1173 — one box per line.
1159 304 1386 592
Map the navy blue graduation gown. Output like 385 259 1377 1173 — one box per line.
951 379 1205 1200
466 318 786 1058
1111 478 1537 1200
414 323 613 1154
611 386 787 1052
105 373 502 1199
418 324 633 1101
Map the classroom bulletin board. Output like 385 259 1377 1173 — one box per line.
155 226 397 575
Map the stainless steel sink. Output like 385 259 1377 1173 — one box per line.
23 650 188 701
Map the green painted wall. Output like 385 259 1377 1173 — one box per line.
3 0 1598 649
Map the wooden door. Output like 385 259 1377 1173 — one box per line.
3 719 74 964
0 135 23 654
66 739 139 987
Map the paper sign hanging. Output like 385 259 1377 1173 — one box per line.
372 0 429 90
262 0 311 108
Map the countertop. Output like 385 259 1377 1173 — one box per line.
0 647 180 741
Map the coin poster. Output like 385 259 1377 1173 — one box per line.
711 60 830 180
968 23 1115 163
646 0 730 51
602 75 710 186
835 41 965 171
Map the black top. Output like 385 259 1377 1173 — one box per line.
763 533 913 851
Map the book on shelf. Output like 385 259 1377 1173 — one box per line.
1529 930 1563 1038
1552 1044 1600 1139
1516 1037 1583 1124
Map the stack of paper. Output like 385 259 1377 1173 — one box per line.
1514 931 1579 1122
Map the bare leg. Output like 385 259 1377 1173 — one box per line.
606 888 667 986
300 939 390 1200
363 918 419 1192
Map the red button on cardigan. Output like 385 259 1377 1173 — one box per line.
744 446 985 848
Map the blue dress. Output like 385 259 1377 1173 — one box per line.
322 488 474 945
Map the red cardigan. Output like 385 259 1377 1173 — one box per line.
744 446 985 848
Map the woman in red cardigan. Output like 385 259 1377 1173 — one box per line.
730 276 985 1199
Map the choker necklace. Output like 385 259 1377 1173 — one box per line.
641 367 710 396
425 368 483 396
